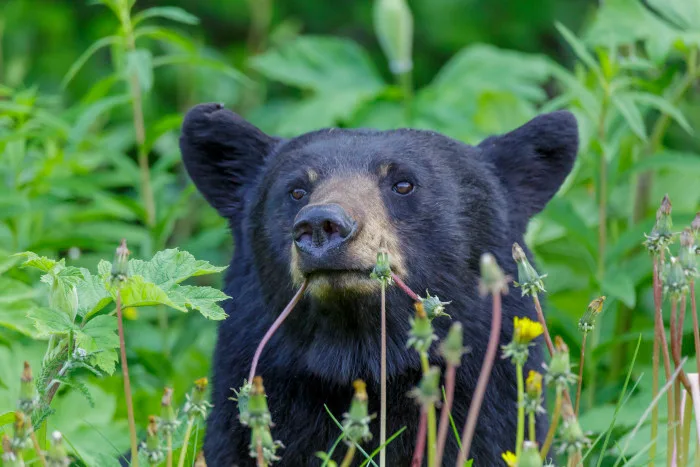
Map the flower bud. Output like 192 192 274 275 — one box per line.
342 380 373 445
557 401 590 455
691 212 700 236
679 228 697 278
159 387 180 435
47 431 69 467
18 362 38 415
526 371 543 400
141 415 165 466
2 434 21 466
183 377 213 420
578 296 605 334
243 377 272 429
12 411 31 451
517 441 543 467
373 0 413 75
421 291 451 320
512 243 547 297
440 322 468 367
663 256 689 300
370 250 393 284
545 336 577 390
407 302 437 354
644 194 674 254
479 253 509 296
409 366 441 406
111 239 130 285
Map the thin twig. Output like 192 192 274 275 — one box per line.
435 363 456 466
116 289 139 467
456 293 503 466
533 295 573 406
249 280 308 382
380 281 387 467
391 273 419 301
575 332 587 417
412 410 427 467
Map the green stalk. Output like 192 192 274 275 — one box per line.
116 290 139 467
420 352 436 467
380 281 387 467
167 433 173 467
515 362 525 457
398 70 413 122
540 387 562 460
177 417 195 467
528 412 536 443
575 332 587 417
340 444 356 467
682 393 692 465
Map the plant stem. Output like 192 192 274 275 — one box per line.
255 434 267 467
671 298 682 466
391 273 419 301
650 336 660 467
540 388 563 460
533 295 554 356
575 332 587 418
412 409 427 467
118 1 156 230
515 362 525 458
691 282 700 380
528 412 536 443
682 392 693 466
398 70 413 122
457 293 503 466
419 353 436 467
167 433 173 467
29 419 47 467
435 363 456 466
380 281 387 467
249 280 308 382
177 417 195 467
116 290 139 467
340 444 357 467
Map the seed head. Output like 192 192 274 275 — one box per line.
47 431 70 467
512 243 547 297
578 296 606 334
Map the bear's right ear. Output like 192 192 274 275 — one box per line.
179 103 277 219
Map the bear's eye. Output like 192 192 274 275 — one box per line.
392 181 414 195
290 188 307 201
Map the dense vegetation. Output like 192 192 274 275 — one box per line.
1 0 700 465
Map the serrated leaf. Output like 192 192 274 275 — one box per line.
42 267 84 320
169 285 229 320
15 251 62 273
0 299 41 337
128 248 227 290
0 249 21 275
27 308 76 336
76 315 120 374
612 94 647 141
133 6 199 26
77 269 112 319
116 275 181 310
126 49 154 93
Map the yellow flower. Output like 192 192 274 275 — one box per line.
526 370 543 398
501 450 517 466
513 316 544 345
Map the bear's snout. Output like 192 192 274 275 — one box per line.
293 203 357 266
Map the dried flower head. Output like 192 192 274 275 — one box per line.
158 387 180 435
501 450 517 466
479 253 510 296
420 290 451 320
644 194 674 254
111 238 130 286
512 243 547 297
578 296 606 333
17 361 38 414
545 336 577 390
342 379 374 445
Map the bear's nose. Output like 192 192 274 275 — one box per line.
293 203 356 258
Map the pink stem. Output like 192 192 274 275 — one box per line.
456 293 502 466
248 280 308 382
391 273 419 301
412 409 428 467
434 363 456 466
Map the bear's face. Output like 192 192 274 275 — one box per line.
180 103 578 323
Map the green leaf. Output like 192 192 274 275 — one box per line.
15 251 62 273
128 248 227 290
126 49 154 93
116 275 179 310
0 300 41 337
76 315 120 374
77 269 112 319
132 6 199 26
0 249 22 275
0 411 13 427
601 269 636 308
169 285 228 320
62 36 120 87
625 150 700 176
555 22 604 83
628 92 693 135
27 307 76 336
612 94 647 141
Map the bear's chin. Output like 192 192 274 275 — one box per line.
304 270 379 299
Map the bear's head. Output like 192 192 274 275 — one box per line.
179 103 578 381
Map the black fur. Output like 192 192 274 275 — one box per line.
179 103 579 466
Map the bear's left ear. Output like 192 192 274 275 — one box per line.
179 103 278 220
478 110 579 219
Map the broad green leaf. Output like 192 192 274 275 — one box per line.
628 92 693 135
76 315 119 374
250 36 384 94
15 251 62 273
42 267 84 320
0 249 21 274
77 269 112 319
583 0 675 48
128 248 227 290
555 22 604 83
0 412 13 427
116 275 179 310
169 285 229 320
27 307 76 336
62 35 120 87
0 300 42 337
625 150 700 176
0 276 36 304
126 49 154 93
132 6 199 26
612 94 647 141
601 269 636 308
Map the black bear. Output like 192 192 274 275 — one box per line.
179 103 578 466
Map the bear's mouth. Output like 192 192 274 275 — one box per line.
303 268 378 297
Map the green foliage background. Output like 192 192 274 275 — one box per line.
1 0 700 464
